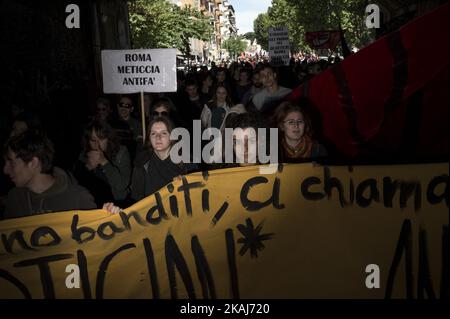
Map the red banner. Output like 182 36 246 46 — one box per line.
305 30 341 49
290 3 449 160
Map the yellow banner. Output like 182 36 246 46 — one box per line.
0 163 448 299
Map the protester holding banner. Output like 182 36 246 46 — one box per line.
73 120 131 207
9 111 43 138
129 117 198 201
274 101 327 163
2 131 96 219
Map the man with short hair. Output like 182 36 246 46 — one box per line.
242 68 264 106
251 65 292 113
3 131 96 219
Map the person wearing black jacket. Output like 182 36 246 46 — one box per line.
130 116 197 201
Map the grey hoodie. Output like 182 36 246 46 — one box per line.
4 167 97 219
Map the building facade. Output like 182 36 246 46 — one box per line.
168 0 237 63
217 0 237 59
199 0 237 62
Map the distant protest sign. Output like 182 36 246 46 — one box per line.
0 163 448 299
268 27 290 66
101 49 177 93
305 30 341 50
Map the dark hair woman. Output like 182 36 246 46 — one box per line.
200 84 234 130
274 101 327 163
73 120 131 206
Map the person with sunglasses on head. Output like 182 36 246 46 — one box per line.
150 97 187 130
274 101 327 163
115 95 143 142
199 71 214 104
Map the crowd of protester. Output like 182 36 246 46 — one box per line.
1 56 341 219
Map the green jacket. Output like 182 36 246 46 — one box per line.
4 167 96 219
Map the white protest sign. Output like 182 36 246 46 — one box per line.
268 27 290 66
101 49 177 93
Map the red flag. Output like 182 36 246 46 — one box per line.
305 30 341 50
289 3 448 160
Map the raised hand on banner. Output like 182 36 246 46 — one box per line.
312 161 322 167
103 202 122 214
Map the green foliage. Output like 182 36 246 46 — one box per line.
288 0 373 50
254 0 374 53
267 0 304 52
222 36 247 59
253 12 271 51
243 32 255 43
253 0 303 52
128 0 213 55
